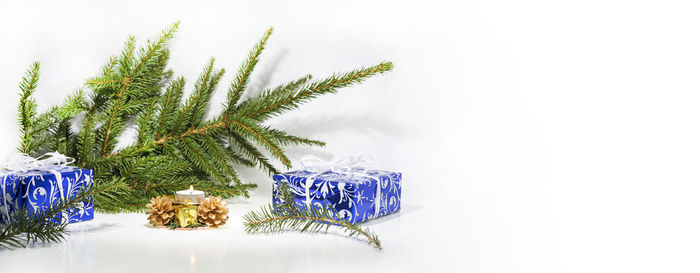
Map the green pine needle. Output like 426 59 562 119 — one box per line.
17 62 40 154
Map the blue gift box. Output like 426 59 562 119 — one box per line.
0 167 94 224
0 174 21 224
273 169 402 224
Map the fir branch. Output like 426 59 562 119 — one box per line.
228 133 279 175
76 109 98 167
116 61 390 165
223 27 273 121
36 89 87 125
17 62 40 154
172 58 216 132
99 23 179 156
241 62 393 121
200 133 241 184
187 64 225 129
228 117 291 167
136 96 159 146
225 146 256 168
155 77 185 139
16 64 87 156
117 36 137 76
243 183 382 249
100 56 119 79
78 57 120 166
266 128 326 147
233 74 311 121
179 136 226 182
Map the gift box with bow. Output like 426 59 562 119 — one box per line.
0 153 94 225
272 155 402 224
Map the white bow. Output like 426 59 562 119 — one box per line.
3 152 74 174
300 154 373 175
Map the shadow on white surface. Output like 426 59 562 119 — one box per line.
361 204 421 227
244 48 288 99
67 222 121 233
271 114 409 139
226 197 254 205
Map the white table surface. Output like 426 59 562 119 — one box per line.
0 192 437 273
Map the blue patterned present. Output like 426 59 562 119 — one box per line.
0 153 94 225
19 167 94 224
0 174 22 224
273 165 402 224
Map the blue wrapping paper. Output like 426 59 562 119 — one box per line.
0 174 21 224
273 169 402 224
0 167 94 224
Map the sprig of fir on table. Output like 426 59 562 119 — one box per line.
15 21 393 213
243 183 382 249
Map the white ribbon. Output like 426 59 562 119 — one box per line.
300 154 373 175
3 152 74 174
299 155 383 218
2 152 75 222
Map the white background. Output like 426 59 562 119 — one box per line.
1 0 699 272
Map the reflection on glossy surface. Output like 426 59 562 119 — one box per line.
0 194 426 273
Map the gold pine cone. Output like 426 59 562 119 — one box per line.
197 196 229 228
146 196 175 227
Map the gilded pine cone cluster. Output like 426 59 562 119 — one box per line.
146 196 175 227
197 196 229 228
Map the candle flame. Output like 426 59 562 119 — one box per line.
189 185 194 191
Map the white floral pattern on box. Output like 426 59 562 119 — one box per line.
0 167 94 224
0 173 21 224
273 169 402 224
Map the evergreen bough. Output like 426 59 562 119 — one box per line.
14 22 393 213
243 183 382 249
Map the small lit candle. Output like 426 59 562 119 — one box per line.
175 185 205 204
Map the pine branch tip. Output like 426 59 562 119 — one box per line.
379 61 394 73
